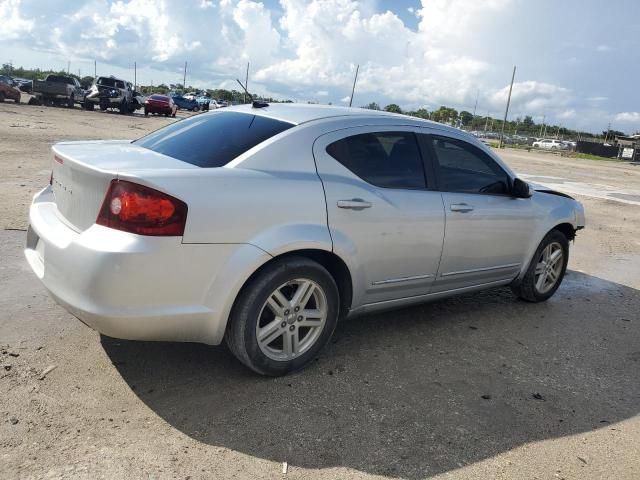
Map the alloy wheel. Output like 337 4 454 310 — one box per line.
255 279 328 361
534 242 564 294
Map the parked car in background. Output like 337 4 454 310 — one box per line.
0 75 22 103
130 91 146 112
171 94 200 111
533 139 566 150
196 95 210 111
32 74 84 108
84 76 135 113
144 94 177 117
26 104 585 376
12 77 33 93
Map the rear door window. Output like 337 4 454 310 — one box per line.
326 132 426 189
134 111 294 167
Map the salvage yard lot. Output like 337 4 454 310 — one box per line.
1 102 639 479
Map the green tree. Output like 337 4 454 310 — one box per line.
80 76 94 89
459 110 473 126
431 106 458 124
384 103 403 114
364 102 380 110
522 115 534 128
410 108 430 119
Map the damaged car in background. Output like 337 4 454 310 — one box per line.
84 76 138 114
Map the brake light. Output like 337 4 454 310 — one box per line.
96 180 187 236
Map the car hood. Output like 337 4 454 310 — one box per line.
528 181 575 200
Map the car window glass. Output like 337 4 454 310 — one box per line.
429 137 509 194
326 132 426 189
134 111 294 168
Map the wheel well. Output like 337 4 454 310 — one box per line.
553 222 576 241
238 249 353 319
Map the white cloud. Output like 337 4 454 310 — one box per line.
340 96 351 103
615 112 640 123
489 81 571 113
558 109 576 120
0 0 34 40
0 0 633 131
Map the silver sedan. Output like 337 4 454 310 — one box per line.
25 104 585 375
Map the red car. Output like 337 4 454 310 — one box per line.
0 75 21 103
144 95 177 117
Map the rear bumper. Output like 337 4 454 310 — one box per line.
25 187 268 345
145 105 172 114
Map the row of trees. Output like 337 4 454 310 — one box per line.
363 102 602 140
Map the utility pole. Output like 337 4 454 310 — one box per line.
134 62 137 90
94 60 96 78
348 64 359 107
244 62 249 104
67 61 70 75
539 115 545 137
484 111 490 132
472 89 479 129
183 61 187 92
499 65 516 148
604 122 611 143
542 123 548 138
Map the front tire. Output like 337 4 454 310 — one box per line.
226 257 340 376
511 229 569 302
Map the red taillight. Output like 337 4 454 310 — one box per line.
96 180 187 236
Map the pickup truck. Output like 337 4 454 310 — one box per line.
32 74 84 108
84 76 137 114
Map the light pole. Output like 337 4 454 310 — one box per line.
499 65 516 148
349 64 359 107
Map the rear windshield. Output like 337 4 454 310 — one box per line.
150 95 168 100
96 77 116 87
47 75 74 84
134 111 295 168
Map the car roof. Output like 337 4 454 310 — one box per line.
221 103 439 128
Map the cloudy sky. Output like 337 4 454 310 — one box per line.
1 0 638 133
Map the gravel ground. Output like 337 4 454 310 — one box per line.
1 102 639 479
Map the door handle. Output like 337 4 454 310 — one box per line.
450 203 474 212
337 198 372 210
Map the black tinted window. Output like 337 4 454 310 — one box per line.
326 132 426 189
134 112 294 168
430 137 509 194
97 77 116 87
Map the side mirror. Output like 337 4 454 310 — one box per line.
511 178 532 198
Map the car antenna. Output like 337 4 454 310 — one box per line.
236 79 269 108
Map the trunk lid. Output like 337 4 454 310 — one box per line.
51 140 197 232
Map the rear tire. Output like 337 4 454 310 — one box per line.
0 91 5 102
67 94 74 109
119 99 128 114
192 105 200 112
144 108 149 116
226 257 340 376
511 229 569 302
